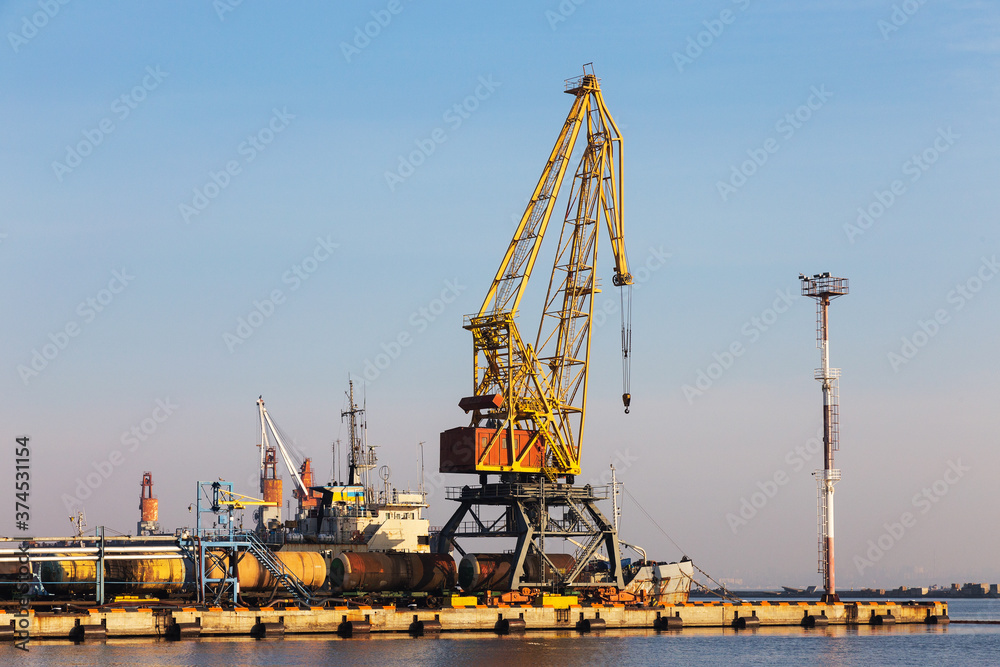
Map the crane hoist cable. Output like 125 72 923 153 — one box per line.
620 280 632 413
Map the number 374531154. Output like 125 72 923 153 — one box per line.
15 436 29 529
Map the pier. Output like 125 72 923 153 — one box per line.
0 600 949 641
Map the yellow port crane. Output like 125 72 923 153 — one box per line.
443 64 633 482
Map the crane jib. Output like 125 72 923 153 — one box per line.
443 67 635 481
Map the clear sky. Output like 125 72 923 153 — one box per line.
1 1 997 589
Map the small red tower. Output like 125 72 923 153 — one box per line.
138 471 159 536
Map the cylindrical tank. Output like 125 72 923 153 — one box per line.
140 497 158 523
271 551 326 590
262 479 282 506
459 553 576 592
206 550 326 593
41 559 98 595
105 558 185 596
330 552 456 592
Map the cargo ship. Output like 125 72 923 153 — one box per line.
261 382 433 558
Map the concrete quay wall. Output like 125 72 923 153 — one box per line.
0 600 949 640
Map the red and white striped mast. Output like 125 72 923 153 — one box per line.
800 272 848 604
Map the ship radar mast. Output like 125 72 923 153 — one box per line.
342 379 376 493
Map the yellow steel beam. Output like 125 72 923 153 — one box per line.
478 93 590 319
465 68 630 479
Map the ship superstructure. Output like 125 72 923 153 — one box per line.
261 381 430 559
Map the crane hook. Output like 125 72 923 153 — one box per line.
622 393 631 414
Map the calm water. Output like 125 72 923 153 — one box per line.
7 600 999 666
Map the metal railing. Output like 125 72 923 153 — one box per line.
445 483 610 501
243 531 313 604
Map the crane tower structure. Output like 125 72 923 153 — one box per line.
256 397 310 532
437 66 636 594
137 471 159 536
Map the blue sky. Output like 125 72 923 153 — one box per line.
1 1 998 589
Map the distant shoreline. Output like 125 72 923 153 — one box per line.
691 590 999 600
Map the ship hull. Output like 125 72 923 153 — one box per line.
623 560 694 605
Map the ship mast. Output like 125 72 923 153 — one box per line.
341 379 375 492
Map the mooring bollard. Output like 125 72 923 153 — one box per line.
495 618 526 635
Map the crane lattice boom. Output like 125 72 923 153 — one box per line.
442 66 632 481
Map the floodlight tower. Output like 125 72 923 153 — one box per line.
799 272 849 604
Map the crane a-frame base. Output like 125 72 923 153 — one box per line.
435 479 624 591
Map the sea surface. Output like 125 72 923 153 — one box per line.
6 599 999 666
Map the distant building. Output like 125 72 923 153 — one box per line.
960 583 989 596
